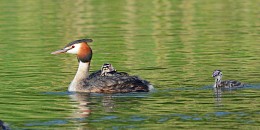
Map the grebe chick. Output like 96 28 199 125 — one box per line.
51 39 153 93
88 63 129 80
101 63 116 76
88 63 119 79
88 63 129 79
100 63 129 76
212 70 244 88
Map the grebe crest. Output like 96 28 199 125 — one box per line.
51 39 153 93
212 70 243 89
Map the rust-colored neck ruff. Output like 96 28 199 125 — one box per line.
77 42 92 63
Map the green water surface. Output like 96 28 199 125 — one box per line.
0 0 259 129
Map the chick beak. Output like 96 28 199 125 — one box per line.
51 48 70 55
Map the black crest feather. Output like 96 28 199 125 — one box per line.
65 39 93 47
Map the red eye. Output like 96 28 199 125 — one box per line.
71 45 75 48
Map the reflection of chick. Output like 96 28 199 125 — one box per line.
212 70 244 88
102 95 116 112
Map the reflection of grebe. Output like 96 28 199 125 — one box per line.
69 93 91 118
212 70 243 88
51 39 153 93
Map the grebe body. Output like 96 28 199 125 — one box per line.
212 70 244 88
51 39 153 93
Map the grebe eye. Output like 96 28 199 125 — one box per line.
71 45 75 48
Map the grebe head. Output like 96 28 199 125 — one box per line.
51 39 93 63
212 70 222 78
212 70 223 88
101 63 116 76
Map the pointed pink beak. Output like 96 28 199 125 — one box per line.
51 48 69 55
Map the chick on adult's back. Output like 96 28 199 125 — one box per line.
88 63 129 78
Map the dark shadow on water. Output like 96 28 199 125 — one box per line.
131 67 167 71
43 91 154 98
0 120 10 130
42 91 71 96
156 111 257 124
170 84 260 91
25 120 67 127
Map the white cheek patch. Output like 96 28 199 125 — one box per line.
66 44 81 54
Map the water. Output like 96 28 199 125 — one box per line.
0 0 259 129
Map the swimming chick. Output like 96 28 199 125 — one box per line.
51 39 153 93
212 70 244 88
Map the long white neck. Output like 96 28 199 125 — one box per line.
68 61 90 92
213 75 222 88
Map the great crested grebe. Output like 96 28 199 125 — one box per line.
51 39 153 93
212 70 244 88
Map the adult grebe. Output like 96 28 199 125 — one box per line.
212 70 244 88
51 39 153 93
